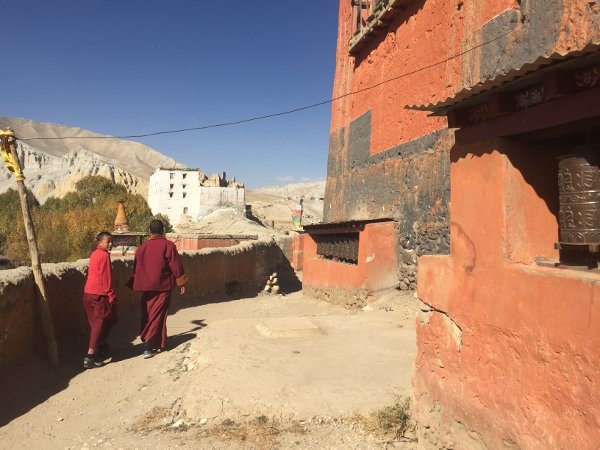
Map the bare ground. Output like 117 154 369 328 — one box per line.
245 190 323 232
0 290 420 449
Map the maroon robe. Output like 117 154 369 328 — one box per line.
82 294 117 350
131 234 188 349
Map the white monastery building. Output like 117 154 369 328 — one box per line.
148 168 245 226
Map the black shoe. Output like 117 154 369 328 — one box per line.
83 356 102 369
98 343 111 360
143 348 159 359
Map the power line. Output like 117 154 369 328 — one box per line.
19 29 512 142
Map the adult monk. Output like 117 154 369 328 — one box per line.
130 219 188 359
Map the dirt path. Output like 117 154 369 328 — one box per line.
0 291 419 449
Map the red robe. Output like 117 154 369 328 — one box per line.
83 246 118 350
85 246 116 303
131 235 188 349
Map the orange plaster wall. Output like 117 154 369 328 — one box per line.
363 221 399 292
303 221 399 294
501 142 561 263
416 142 600 448
331 0 518 154
449 139 561 269
417 261 600 449
302 232 366 291
290 233 305 271
326 0 600 445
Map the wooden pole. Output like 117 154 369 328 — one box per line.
1 129 59 367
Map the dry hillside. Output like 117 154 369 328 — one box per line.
247 181 325 231
0 117 183 202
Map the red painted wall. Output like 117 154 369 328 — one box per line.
303 221 398 304
303 233 366 291
290 233 305 271
416 139 600 448
326 0 600 447
331 0 516 155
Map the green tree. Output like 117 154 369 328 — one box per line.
0 188 40 263
2 176 167 265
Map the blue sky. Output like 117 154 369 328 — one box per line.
1 1 339 188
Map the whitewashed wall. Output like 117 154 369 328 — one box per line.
148 169 245 225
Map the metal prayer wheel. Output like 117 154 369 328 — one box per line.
557 145 600 252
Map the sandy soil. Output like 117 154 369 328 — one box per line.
0 290 419 450
174 208 278 237
245 191 324 233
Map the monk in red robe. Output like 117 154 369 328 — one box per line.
131 220 188 358
82 231 118 369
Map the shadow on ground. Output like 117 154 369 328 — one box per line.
0 315 207 428
0 244 302 428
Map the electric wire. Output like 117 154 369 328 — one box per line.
19 29 512 142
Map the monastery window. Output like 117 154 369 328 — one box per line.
314 233 359 265
349 0 403 56
183 192 187 199
183 207 188 215
182 173 187 180
170 184 174 189
169 173 174 179
182 184 187 189
169 192 173 199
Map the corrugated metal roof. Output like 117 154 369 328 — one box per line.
406 43 600 116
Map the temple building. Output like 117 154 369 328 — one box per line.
148 168 245 227
305 0 600 447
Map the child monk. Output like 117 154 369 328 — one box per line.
82 231 118 369
130 220 188 359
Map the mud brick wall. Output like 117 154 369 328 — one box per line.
0 240 290 371
324 111 452 288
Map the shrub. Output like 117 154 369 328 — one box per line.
0 176 170 265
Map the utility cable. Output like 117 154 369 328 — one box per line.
19 29 512 142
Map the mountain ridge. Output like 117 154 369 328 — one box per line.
0 117 183 202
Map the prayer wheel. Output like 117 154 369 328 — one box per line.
557 145 600 251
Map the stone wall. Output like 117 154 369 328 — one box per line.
324 113 452 286
0 240 289 370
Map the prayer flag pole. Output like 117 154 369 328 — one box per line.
1 128 59 367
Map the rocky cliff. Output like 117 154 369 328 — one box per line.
0 117 182 202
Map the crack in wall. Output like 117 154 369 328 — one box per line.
418 299 463 351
